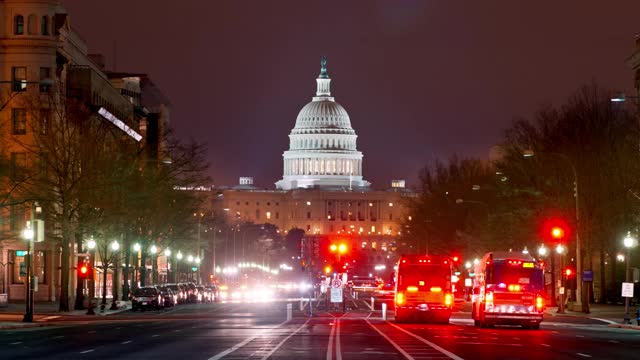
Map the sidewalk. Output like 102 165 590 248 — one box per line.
544 303 640 330
0 300 131 330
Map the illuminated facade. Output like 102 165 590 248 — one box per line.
276 57 370 190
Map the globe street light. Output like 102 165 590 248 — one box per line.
111 240 120 251
187 255 194 263
177 251 183 260
164 248 171 257
623 233 638 324
150 245 158 254
538 245 548 257
133 243 141 252
86 237 97 315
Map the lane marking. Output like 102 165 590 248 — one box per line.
52 335 64 339
121 341 132 344
88 330 96 333
327 320 336 360
336 319 342 360
10 342 23 345
152 334 160 337
541 344 551 347
79 349 95 354
260 319 310 360
387 321 465 360
592 318 617 325
576 335 585 338
41 316 60 321
608 340 620 343
364 300 374 311
207 320 288 360
365 320 413 360
577 353 592 358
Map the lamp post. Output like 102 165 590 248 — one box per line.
86 238 96 315
524 149 584 312
623 233 638 324
110 240 120 310
133 243 141 290
21 221 34 322
556 244 567 313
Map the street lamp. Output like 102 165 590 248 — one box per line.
86 237 97 315
623 233 638 324
21 223 34 323
538 245 548 257
524 149 584 312
110 240 120 310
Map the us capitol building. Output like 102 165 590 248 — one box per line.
214 58 414 243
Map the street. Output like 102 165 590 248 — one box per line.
1 298 639 359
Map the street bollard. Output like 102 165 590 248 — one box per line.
287 303 292 321
382 302 387 321
371 297 375 310
300 298 304 311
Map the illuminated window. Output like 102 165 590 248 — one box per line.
12 67 27 92
266 211 271 220
14 15 24 35
371 225 376 233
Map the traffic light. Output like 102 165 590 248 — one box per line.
564 268 574 278
551 226 565 240
77 259 89 280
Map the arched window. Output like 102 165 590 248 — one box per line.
28 14 37 34
15 15 24 35
41 15 49 35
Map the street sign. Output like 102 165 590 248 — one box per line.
622 282 634 298
332 278 343 289
582 270 594 282
330 287 343 303
16 250 27 257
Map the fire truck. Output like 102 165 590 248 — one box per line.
471 251 545 329
394 254 453 323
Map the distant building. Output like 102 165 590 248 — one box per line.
628 35 640 98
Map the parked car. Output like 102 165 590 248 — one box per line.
159 286 176 307
131 286 162 311
206 285 220 302
197 285 213 303
166 283 186 304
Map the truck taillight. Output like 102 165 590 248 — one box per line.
396 292 404 305
444 293 452 306
536 295 544 310
485 291 494 306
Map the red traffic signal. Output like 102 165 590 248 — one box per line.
564 268 574 277
551 226 565 240
77 260 90 280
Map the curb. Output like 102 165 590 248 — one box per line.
607 323 640 330
0 322 53 330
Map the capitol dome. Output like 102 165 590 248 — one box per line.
276 57 370 190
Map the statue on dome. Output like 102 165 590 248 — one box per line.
319 56 329 78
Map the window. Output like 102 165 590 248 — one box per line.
12 251 46 284
39 109 51 134
41 15 49 35
11 152 27 180
38 153 48 175
307 224 311 231
275 212 279 219
39 67 51 92
255 209 260 219
27 14 37 34
236 201 240 205
11 108 27 135
15 15 24 35
12 67 27 92
307 212 311 219
256 202 260 206
389 213 393 221
266 211 271 220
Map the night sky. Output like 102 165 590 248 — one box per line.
61 0 640 189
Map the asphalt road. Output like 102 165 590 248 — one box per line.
1 298 639 359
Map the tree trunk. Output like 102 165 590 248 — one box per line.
140 252 147 287
58 217 71 312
